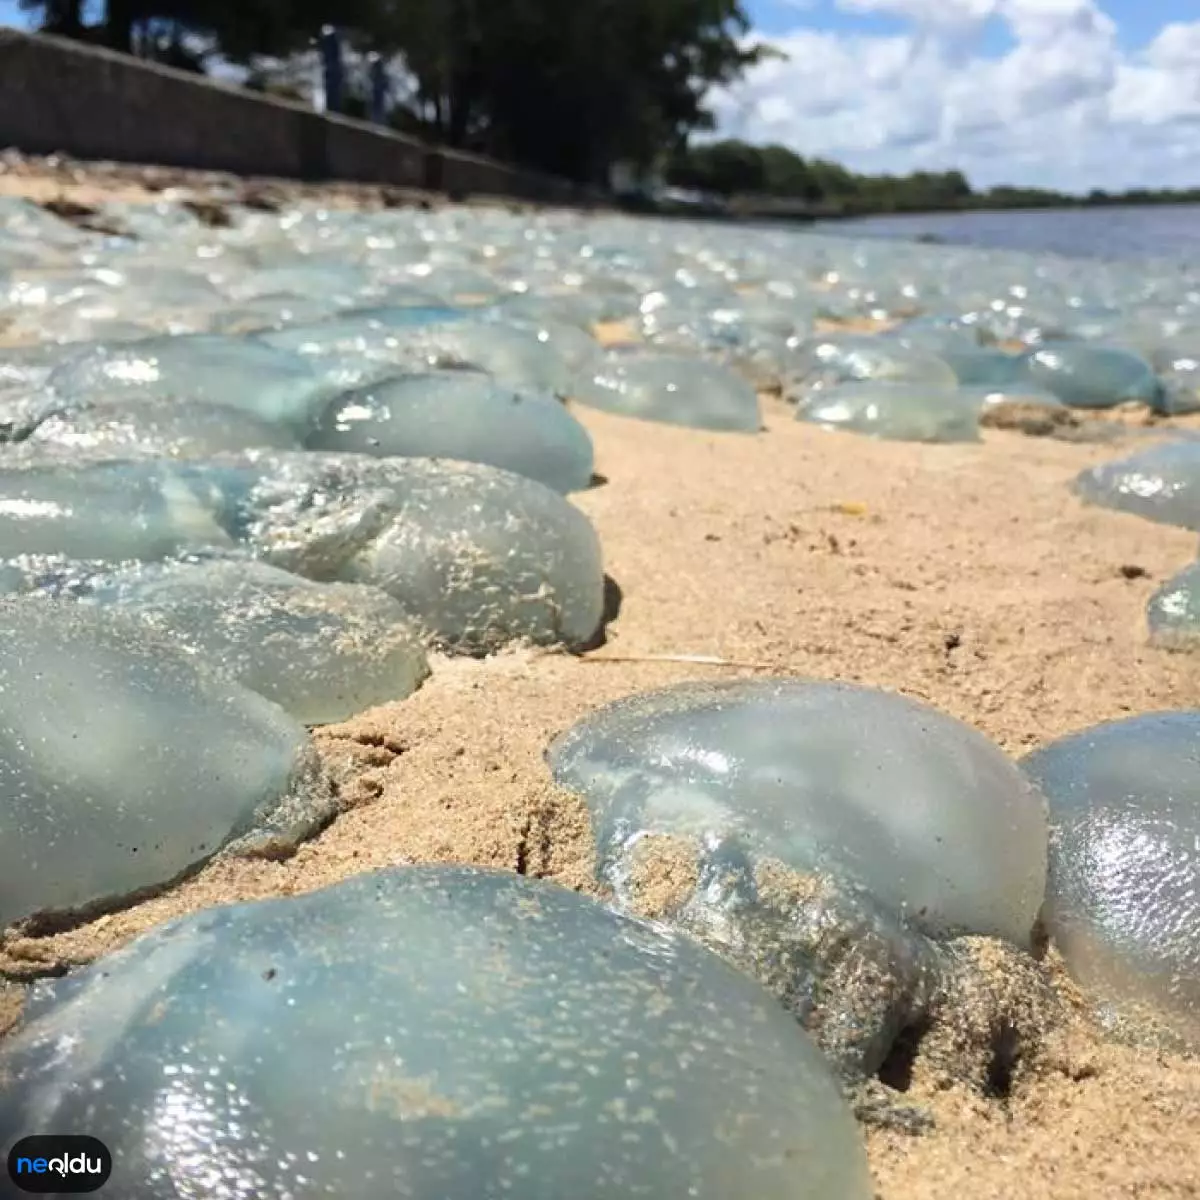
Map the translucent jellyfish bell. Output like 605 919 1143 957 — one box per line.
1148 562 1200 648
547 679 1050 1078
307 372 595 494
1073 441 1200 531
795 382 981 443
549 679 1048 947
791 333 958 393
0 598 334 929
26 397 303 458
571 352 761 432
0 866 873 1199
46 334 338 432
82 559 430 724
1023 714 1200 1049
0 457 239 562
1024 343 1160 409
233 452 607 653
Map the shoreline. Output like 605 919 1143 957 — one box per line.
6 149 1197 236
2 164 1200 1197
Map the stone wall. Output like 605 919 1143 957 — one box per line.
0 28 603 205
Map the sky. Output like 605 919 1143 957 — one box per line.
2 0 1198 193
718 0 1200 191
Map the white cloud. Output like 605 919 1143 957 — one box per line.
836 0 995 32
1144 20 1200 69
712 2 1200 191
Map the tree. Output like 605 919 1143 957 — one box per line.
20 0 85 37
759 144 820 200
20 0 764 185
665 138 765 195
21 0 360 58
359 0 766 183
663 139 987 214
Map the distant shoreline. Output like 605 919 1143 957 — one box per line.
4 149 1195 242
625 194 1200 226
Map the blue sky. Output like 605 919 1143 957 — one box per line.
746 0 1180 53
711 0 1200 191
749 0 1014 53
4 0 1199 190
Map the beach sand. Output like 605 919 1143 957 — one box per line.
3 160 1200 1197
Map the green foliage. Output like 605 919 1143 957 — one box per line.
22 0 760 186
668 139 766 194
19 0 85 36
21 0 362 58
357 0 764 182
664 138 974 210
665 138 1200 215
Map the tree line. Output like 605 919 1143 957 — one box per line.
666 139 1200 215
21 0 1200 212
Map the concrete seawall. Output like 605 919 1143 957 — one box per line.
0 28 604 207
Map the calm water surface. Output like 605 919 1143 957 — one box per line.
813 205 1200 263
